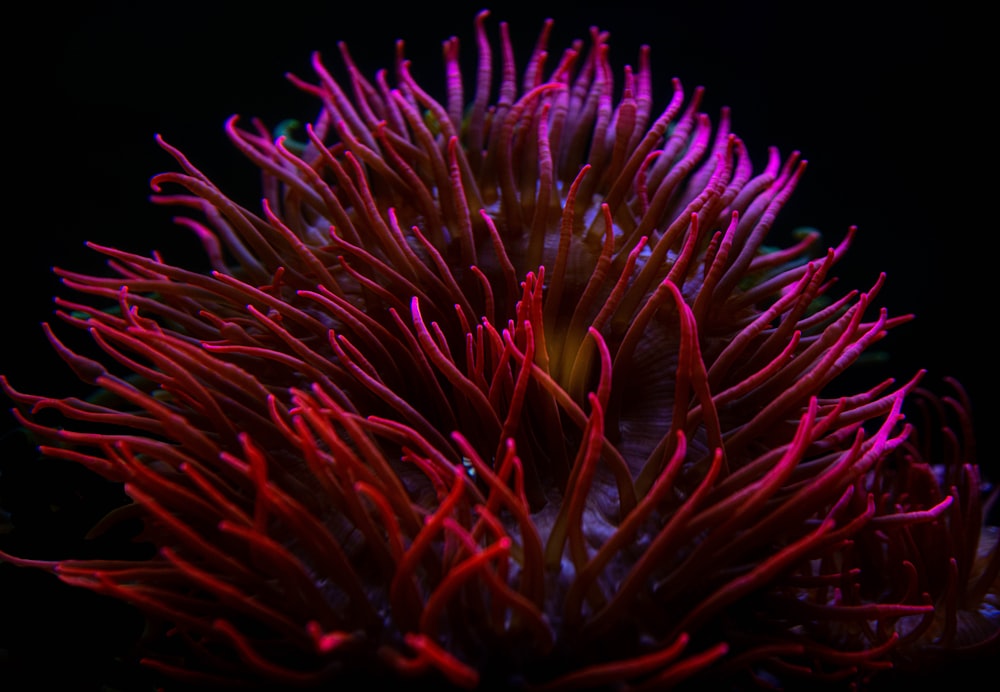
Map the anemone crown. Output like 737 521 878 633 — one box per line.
1 10 997 691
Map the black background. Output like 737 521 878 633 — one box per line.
1 1 994 689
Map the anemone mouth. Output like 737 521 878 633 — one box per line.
1 9 996 691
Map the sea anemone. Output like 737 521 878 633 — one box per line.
2 9 997 690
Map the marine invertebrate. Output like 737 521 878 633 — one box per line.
2 9 996 690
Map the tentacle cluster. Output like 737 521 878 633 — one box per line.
2 11 996 690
